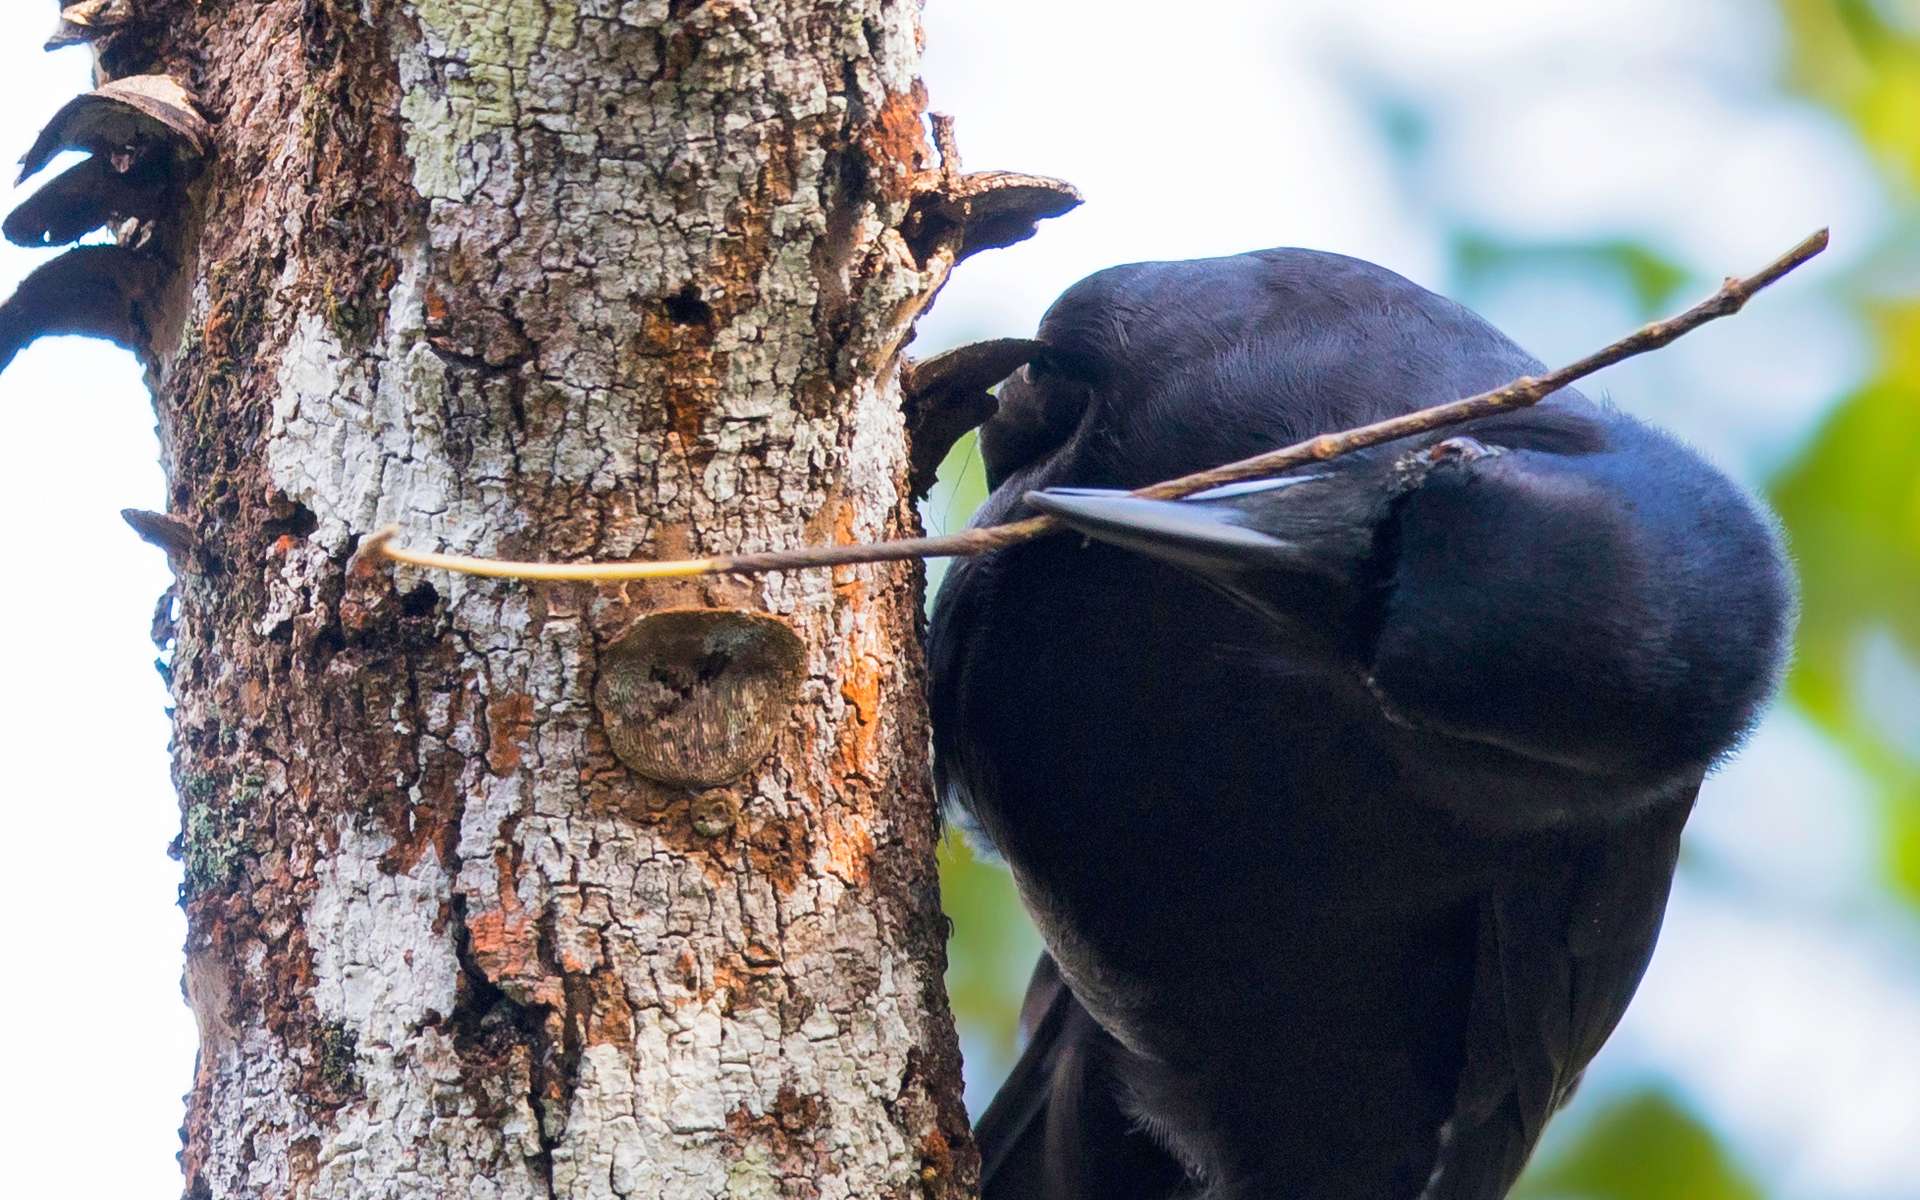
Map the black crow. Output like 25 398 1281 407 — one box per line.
927 248 1794 1200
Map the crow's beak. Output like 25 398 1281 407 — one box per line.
1025 488 1296 575
1028 468 1378 575
1025 470 1396 636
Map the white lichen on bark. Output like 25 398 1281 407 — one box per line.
166 0 965 1196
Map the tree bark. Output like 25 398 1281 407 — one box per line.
17 1 985 1196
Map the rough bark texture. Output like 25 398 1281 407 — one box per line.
54 1 975 1196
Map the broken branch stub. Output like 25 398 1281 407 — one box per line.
0 72 209 361
17 74 212 186
901 337 1044 495
47 0 138 50
45 22 89 51
0 244 168 372
949 171 1084 258
122 507 197 560
906 169 1082 265
5 152 172 247
594 609 808 789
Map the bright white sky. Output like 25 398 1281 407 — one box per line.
0 3 1914 1197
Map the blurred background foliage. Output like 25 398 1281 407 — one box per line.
1770 0 1920 903
921 2 1920 1197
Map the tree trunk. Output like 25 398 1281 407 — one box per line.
15 1 987 1196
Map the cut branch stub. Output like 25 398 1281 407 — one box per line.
5 152 172 247
47 0 137 50
0 244 167 372
594 608 808 789
906 170 1081 265
0 71 207 356
122 507 197 560
18 74 211 185
901 337 1044 495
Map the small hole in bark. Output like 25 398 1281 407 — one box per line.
401 582 440 618
262 500 318 541
690 788 739 838
669 0 706 18
901 198 957 269
595 609 806 788
662 283 713 327
311 623 345 663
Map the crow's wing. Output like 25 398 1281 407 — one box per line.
1423 792 1696 1200
977 953 1191 1200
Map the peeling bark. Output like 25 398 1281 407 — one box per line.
22 0 998 1195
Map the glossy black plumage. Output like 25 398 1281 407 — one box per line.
927 249 1793 1200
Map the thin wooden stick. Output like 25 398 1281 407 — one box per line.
373 229 1827 583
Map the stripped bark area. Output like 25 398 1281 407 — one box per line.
48 0 978 1195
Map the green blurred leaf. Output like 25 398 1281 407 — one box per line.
924 429 989 536
1888 775 1920 897
938 833 1041 1064
1514 1090 1765 1200
1770 301 1920 900
1776 0 1920 192
1766 0 1920 907
1771 373 1920 716
920 429 990 603
1450 231 1694 315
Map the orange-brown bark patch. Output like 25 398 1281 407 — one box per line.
464 907 564 1009
743 805 811 895
810 504 887 889
918 1126 957 1187
485 692 535 776
724 1086 831 1199
638 304 721 465
862 83 932 205
379 745 465 875
575 966 636 1048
